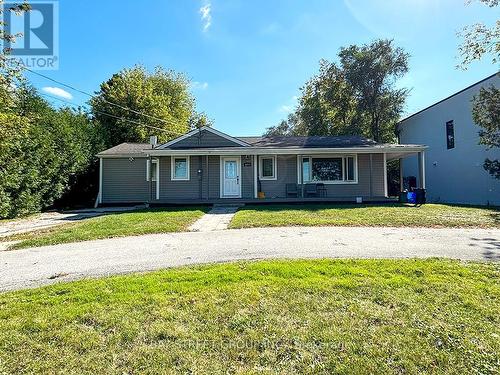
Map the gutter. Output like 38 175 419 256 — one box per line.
144 146 428 157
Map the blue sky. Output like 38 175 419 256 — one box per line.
27 0 498 136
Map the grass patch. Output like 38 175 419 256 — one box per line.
3 207 208 249
230 203 500 229
0 259 498 374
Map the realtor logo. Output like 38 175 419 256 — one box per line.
2 1 59 69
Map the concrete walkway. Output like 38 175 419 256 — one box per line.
188 206 240 232
0 226 498 292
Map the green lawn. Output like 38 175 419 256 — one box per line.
230 203 499 229
3 207 208 250
0 259 498 374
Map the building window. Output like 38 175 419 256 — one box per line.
259 156 276 180
302 156 357 183
302 157 311 182
171 156 190 180
146 159 158 181
446 120 455 149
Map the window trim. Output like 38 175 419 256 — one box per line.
446 120 455 150
299 154 358 184
171 156 190 181
146 159 159 182
259 155 277 181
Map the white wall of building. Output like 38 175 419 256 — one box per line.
398 74 500 206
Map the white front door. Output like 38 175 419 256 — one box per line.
222 157 241 197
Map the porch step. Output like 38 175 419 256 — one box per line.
212 203 245 208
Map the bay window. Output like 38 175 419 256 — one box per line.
302 155 357 183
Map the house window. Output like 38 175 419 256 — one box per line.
446 120 455 149
302 157 311 182
259 156 276 180
171 156 190 180
146 159 158 181
302 156 357 183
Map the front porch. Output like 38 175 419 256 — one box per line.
150 196 398 207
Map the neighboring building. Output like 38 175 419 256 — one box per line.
398 73 499 206
97 126 426 205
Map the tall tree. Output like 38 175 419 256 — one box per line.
266 39 409 143
472 85 500 178
338 40 410 142
0 86 98 218
91 65 196 147
458 0 499 179
0 1 30 98
458 0 499 68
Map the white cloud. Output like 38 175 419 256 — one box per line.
279 105 293 114
191 81 209 90
42 86 73 100
278 96 298 114
199 1 212 32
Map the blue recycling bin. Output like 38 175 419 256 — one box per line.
407 191 417 204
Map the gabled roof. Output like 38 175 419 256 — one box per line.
97 130 426 157
156 126 251 149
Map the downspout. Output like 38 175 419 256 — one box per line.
399 158 404 192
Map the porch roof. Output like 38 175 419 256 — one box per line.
145 143 426 158
97 137 426 159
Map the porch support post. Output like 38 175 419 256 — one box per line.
383 153 388 198
253 155 258 198
418 151 426 189
148 155 152 205
399 158 404 192
298 154 303 198
369 154 373 198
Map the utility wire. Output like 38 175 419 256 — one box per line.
39 92 182 135
24 67 185 135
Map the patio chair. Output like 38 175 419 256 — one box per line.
304 183 318 197
286 183 298 198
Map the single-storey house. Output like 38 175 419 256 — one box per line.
96 126 426 205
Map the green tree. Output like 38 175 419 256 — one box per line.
458 0 499 68
0 0 31 89
0 86 97 218
472 85 500 178
339 40 410 142
266 39 409 144
91 65 196 147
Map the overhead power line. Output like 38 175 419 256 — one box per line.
23 67 185 134
38 92 182 136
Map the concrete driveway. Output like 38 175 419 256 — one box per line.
1 226 499 292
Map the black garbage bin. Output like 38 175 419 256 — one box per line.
413 188 426 205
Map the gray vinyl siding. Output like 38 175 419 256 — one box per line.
101 158 149 203
170 129 242 149
305 154 385 198
159 156 201 200
259 155 297 198
257 154 385 199
241 156 255 198
101 153 385 203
